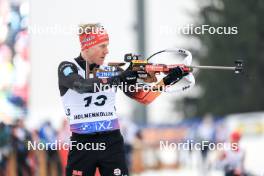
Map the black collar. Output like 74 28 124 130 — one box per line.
74 54 99 72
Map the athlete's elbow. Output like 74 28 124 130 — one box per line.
135 99 154 105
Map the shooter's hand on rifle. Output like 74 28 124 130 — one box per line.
163 66 188 85
119 70 138 85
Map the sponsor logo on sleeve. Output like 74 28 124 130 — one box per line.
63 66 74 76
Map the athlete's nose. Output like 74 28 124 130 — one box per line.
104 47 109 55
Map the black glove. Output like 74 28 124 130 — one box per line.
163 66 186 85
119 70 138 85
107 70 138 86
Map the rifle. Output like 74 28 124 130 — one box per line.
94 48 243 92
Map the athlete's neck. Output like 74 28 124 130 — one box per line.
80 52 93 64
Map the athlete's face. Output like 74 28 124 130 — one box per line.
83 41 109 65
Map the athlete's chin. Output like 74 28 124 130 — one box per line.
96 59 104 65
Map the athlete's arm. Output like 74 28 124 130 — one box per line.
123 67 186 105
58 61 138 95
123 81 162 105
58 61 120 94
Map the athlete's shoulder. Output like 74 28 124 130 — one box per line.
58 59 78 76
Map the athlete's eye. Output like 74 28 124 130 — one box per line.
100 45 106 49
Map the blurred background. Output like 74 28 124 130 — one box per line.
0 0 264 175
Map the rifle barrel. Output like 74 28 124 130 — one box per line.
189 65 236 70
